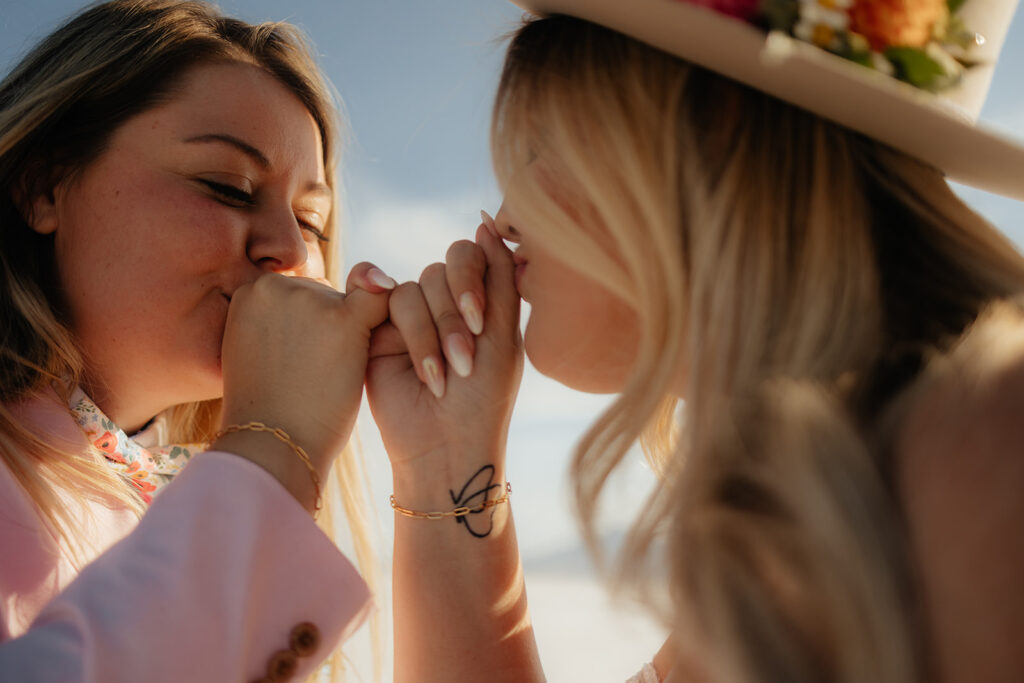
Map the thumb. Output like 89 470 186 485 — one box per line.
343 261 398 332
344 287 392 332
345 261 398 294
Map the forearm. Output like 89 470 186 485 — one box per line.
391 454 544 683
0 453 370 681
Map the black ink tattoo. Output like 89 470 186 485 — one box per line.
449 464 502 538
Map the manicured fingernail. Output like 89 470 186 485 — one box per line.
367 267 397 290
423 356 445 398
480 210 498 238
459 291 484 335
445 333 473 378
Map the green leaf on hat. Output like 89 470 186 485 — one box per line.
760 0 799 32
947 0 967 14
884 47 947 89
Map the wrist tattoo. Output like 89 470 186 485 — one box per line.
449 464 502 538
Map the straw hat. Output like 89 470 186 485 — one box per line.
507 0 1024 199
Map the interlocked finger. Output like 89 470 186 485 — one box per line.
388 281 446 399
444 240 487 336
420 262 475 379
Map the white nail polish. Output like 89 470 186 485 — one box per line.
480 209 498 237
446 334 473 378
367 267 397 290
423 357 445 398
459 292 484 335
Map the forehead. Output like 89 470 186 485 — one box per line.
135 60 327 181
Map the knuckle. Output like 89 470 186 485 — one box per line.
446 240 484 264
232 281 255 301
389 282 425 316
391 281 422 302
435 309 465 330
249 273 282 299
419 262 446 283
411 317 440 341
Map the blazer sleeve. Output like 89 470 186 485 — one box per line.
0 451 373 682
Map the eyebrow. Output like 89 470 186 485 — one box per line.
184 133 333 201
183 133 270 168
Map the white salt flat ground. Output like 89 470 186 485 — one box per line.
340 569 666 683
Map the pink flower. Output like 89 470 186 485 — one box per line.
680 0 762 21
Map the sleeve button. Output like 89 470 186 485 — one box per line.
265 649 298 681
289 621 321 657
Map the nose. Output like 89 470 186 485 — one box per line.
246 205 309 273
493 202 521 244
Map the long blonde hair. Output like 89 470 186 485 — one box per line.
0 1 378 677
493 14 1024 682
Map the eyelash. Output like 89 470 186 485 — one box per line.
200 180 330 244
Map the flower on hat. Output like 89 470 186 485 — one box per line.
848 0 948 50
723 0 980 90
793 0 854 51
785 0 973 89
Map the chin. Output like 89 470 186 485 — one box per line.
525 345 624 395
172 353 225 404
524 318 634 394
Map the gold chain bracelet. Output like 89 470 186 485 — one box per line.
214 422 322 518
390 482 512 520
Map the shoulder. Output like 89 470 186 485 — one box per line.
895 300 1024 506
892 301 1024 683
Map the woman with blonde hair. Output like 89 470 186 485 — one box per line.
0 1 395 679
367 0 1024 681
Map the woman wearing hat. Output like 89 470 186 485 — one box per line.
369 0 1024 681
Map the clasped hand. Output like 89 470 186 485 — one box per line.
217 222 522 497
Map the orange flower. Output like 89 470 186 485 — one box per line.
93 431 119 455
130 477 156 492
130 478 156 504
848 0 948 50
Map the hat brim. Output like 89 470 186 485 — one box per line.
509 0 1024 200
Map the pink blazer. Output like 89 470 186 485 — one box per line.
0 391 372 681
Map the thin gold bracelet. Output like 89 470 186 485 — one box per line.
390 482 512 520
214 422 322 518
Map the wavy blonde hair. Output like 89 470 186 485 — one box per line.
0 1 378 678
493 14 1024 683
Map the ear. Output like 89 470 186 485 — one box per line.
13 176 60 236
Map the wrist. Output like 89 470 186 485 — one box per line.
212 429 323 516
391 447 507 511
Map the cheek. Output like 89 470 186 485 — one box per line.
303 242 327 279
58 169 232 273
54 167 238 353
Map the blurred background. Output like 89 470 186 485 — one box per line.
2 1 1022 680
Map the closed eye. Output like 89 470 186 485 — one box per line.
200 178 329 244
297 218 329 244
199 179 254 207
